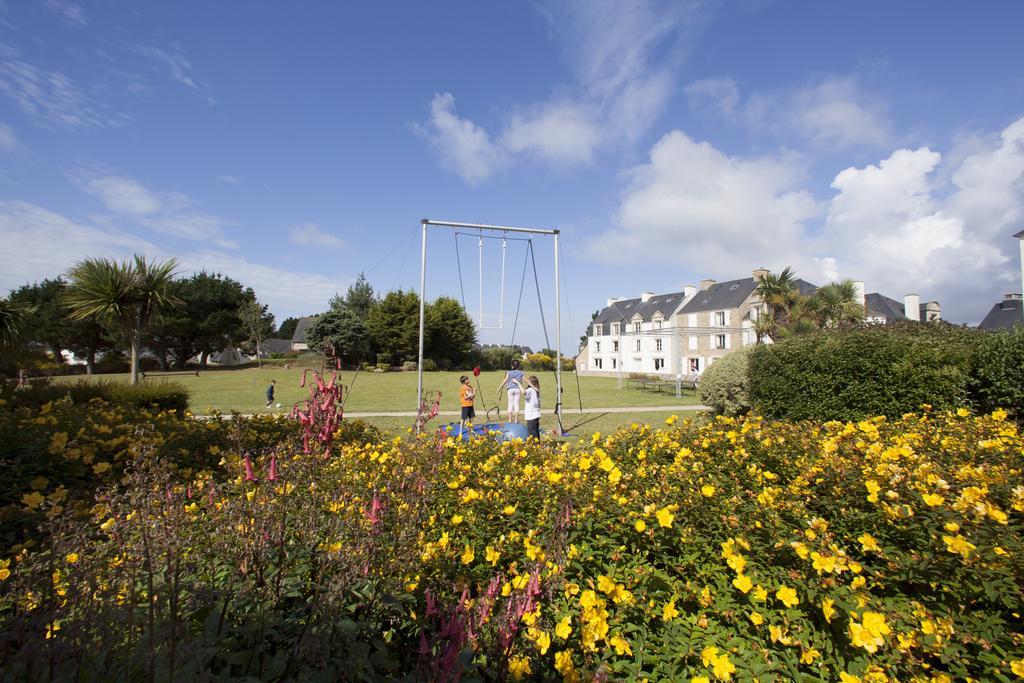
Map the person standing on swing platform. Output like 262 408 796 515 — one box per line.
524 376 541 439
497 359 525 423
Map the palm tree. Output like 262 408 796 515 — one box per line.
0 298 34 350
754 267 797 328
810 280 864 329
64 256 179 385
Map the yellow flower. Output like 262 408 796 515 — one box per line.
1010 659 1024 676
597 575 617 594
665 414 677 425
64 553 79 565
822 598 836 623
92 462 111 474
776 585 798 608
859 533 881 553
485 545 500 565
849 611 891 653
555 616 572 639
99 518 115 532
662 600 679 621
503 505 517 515
609 634 632 656
511 574 529 590
656 507 674 528
634 519 647 533
921 493 944 507
547 471 563 484
30 476 49 490
839 674 862 683
943 521 959 532
701 484 716 497
800 648 820 664
460 545 474 565
48 432 68 454
752 585 768 602
22 491 45 510
942 534 976 559
451 514 464 525
608 466 622 483
732 573 753 594
532 629 551 655
748 611 764 626
507 656 531 680
554 650 575 678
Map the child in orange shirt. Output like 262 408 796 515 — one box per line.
459 375 476 427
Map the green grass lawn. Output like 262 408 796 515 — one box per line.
61 364 701 416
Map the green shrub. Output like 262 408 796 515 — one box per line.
749 323 976 420
699 348 751 416
7 379 190 415
333 418 383 446
971 326 1024 418
421 358 438 372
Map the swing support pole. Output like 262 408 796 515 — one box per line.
416 219 561 422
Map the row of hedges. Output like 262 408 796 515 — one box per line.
1 408 1022 679
700 324 1024 421
2 379 192 414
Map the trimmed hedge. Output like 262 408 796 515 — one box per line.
3 379 190 415
699 347 751 416
971 326 1024 415
749 323 977 421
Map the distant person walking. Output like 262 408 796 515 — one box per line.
266 379 276 407
524 375 541 440
497 359 525 423
459 375 476 427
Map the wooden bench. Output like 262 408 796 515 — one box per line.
140 370 200 380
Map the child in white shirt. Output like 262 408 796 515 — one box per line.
524 375 541 439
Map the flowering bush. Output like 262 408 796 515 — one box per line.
1 407 1022 680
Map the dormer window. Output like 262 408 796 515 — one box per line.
593 323 603 336
610 322 620 335
633 322 641 333
714 311 726 326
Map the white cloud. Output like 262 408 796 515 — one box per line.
418 93 505 185
136 45 197 89
75 171 236 247
595 115 1024 324
0 200 345 319
419 1 703 182
39 0 88 26
684 77 740 118
217 174 240 184
501 101 600 165
0 56 115 129
288 222 345 249
590 130 818 274
0 121 15 150
686 75 893 150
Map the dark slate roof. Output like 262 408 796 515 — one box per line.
291 316 315 343
263 338 293 354
680 277 818 314
592 291 688 328
865 293 906 321
979 298 1024 330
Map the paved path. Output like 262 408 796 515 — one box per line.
198 405 710 419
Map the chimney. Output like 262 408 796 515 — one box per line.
904 294 920 322
1006 293 1023 301
606 297 621 308
641 291 655 303
683 285 696 300
752 267 769 282
923 301 942 321
852 280 866 308
700 278 716 291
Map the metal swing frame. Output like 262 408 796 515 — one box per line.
416 219 562 431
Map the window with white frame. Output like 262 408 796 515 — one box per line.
593 323 603 336
610 322 620 335
656 319 663 329
594 358 602 369
612 340 619 352
635 339 641 352
611 358 617 369
715 334 727 349
654 358 665 371
633 322 641 333
655 338 663 351
595 341 600 352
714 311 726 326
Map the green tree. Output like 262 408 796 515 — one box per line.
0 298 33 351
238 299 275 368
276 316 299 340
305 304 371 363
342 272 376 321
64 256 179 385
144 272 256 368
753 266 797 331
424 296 477 369
366 289 421 366
809 279 864 329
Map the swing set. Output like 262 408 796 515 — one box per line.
414 218 568 437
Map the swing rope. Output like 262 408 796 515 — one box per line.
454 232 467 312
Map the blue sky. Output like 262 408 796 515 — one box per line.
2 1 1023 349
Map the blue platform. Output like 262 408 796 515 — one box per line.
440 421 529 442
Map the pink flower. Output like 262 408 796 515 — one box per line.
243 453 257 482
266 455 278 482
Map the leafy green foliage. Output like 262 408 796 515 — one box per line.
276 316 299 340
366 289 421 366
305 304 371 362
699 347 751 416
4 379 191 414
749 323 976 420
971 326 1024 417
424 296 477 369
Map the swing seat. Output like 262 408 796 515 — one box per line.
440 422 529 442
